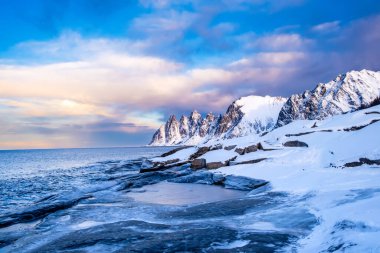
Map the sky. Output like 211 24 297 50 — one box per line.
1 0 380 149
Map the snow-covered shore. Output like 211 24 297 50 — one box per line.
150 104 380 252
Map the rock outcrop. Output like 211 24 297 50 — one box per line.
276 70 380 127
150 96 286 146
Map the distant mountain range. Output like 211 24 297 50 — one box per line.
150 69 380 146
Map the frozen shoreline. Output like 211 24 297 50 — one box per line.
149 104 380 252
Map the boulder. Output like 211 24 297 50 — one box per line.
235 148 245 155
189 147 210 160
224 145 237 151
245 145 258 154
283 141 308 148
224 156 237 166
206 162 224 170
190 158 206 170
153 159 180 167
210 144 223 151
257 142 264 150
224 175 268 191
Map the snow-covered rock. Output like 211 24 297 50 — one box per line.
276 69 380 127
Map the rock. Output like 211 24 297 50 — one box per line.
223 175 269 191
190 158 206 170
343 119 380 132
160 147 190 157
231 158 267 166
245 145 258 154
206 162 224 170
224 145 237 151
344 157 380 167
153 158 180 167
210 143 223 151
257 142 264 150
139 160 189 173
234 144 259 155
344 161 363 167
0 194 91 228
235 148 245 155
224 156 237 166
168 171 224 185
283 141 308 147
189 146 210 160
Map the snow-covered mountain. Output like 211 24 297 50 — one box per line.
276 69 380 127
150 69 380 146
149 96 286 146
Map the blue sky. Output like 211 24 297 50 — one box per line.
1 0 380 149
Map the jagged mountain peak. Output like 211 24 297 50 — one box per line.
276 69 380 127
150 95 287 146
150 70 380 146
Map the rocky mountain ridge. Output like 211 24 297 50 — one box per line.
276 69 380 127
150 96 286 145
150 69 380 146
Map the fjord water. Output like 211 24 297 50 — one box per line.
0 147 172 215
0 147 317 252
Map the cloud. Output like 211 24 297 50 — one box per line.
248 33 311 51
311 21 340 33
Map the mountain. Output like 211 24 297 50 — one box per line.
149 96 286 146
276 69 380 127
150 69 380 146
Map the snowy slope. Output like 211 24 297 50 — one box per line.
226 95 287 138
153 104 380 252
277 69 380 127
149 95 286 146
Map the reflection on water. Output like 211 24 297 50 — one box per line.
126 182 247 205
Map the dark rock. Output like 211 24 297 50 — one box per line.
224 145 237 151
206 162 224 170
283 141 309 147
232 158 267 165
160 147 190 157
0 194 91 228
343 119 380 132
344 161 363 167
189 146 210 160
235 148 245 155
257 142 264 150
224 156 237 166
210 143 223 151
359 158 380 165
344 157 380 167
224 175 268 191
153 158 180 167
285 131 314 137
365 111 380 115
245 144 258 153
119 169 191 191
140 160 189 173
190 158 206 170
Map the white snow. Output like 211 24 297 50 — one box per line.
157 104 380 252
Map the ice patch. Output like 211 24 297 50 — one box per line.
212 240 250 249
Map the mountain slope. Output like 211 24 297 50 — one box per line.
276 69 380 127
149 96 286 146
